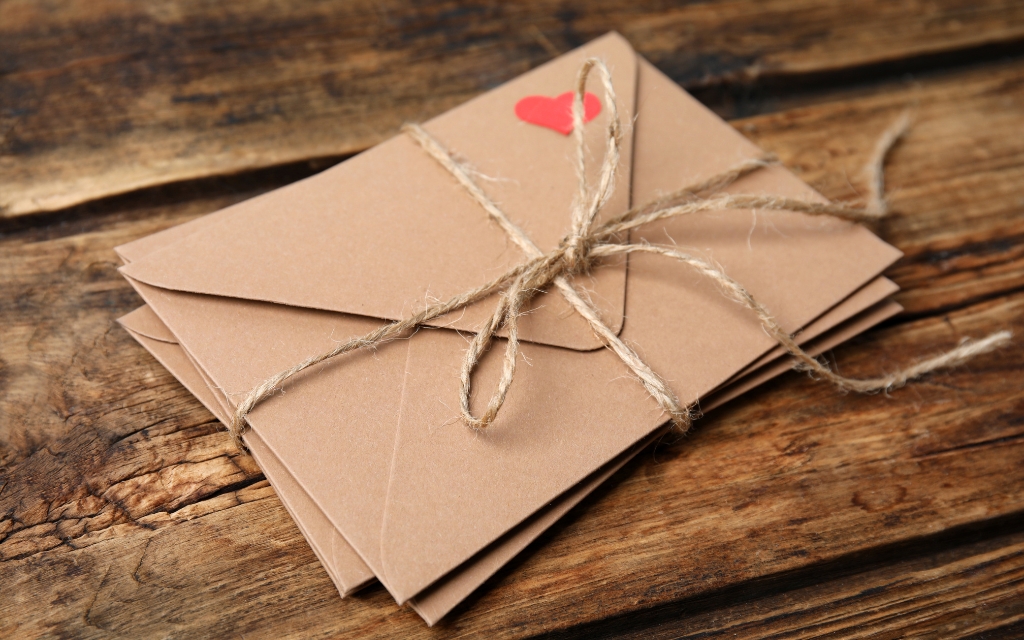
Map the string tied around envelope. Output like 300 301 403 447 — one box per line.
227 58 1010 449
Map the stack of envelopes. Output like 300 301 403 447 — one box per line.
115 33 904 624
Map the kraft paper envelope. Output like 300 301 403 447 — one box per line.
116 32 903 608
120 280 900 623
115 211 898 620
114 307 376 595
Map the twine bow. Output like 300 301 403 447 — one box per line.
228 58 1009 449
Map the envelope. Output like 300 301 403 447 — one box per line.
119 275 900 622
113 307 377 595
115 32 903 612
114 181 901 622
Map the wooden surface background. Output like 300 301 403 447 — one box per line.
2 1 1024 637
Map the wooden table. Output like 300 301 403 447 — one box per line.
3 2 1024 637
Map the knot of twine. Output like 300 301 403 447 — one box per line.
228 59 1010 449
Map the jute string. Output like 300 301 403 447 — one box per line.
228 59 1010 449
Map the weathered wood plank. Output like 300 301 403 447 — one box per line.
3 0 1024 217
572 527 1024 639
0 166 319 470
2 60 1023 636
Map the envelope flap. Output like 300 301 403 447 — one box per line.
118 305 177 343
118 33 638 352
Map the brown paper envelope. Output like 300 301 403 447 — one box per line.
119 287 894 624
121 264 897 602
116 34 902 604
118 310 377 596
116 243 896 614
118 35 642 351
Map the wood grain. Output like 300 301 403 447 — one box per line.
2 54 1023 636
3 0 1024 217
574 526 1024 639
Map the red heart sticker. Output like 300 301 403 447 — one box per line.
514 91 602 135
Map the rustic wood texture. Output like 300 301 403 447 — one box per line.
585 526 1024 639
3 0 1024 217
3 6 1024 638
